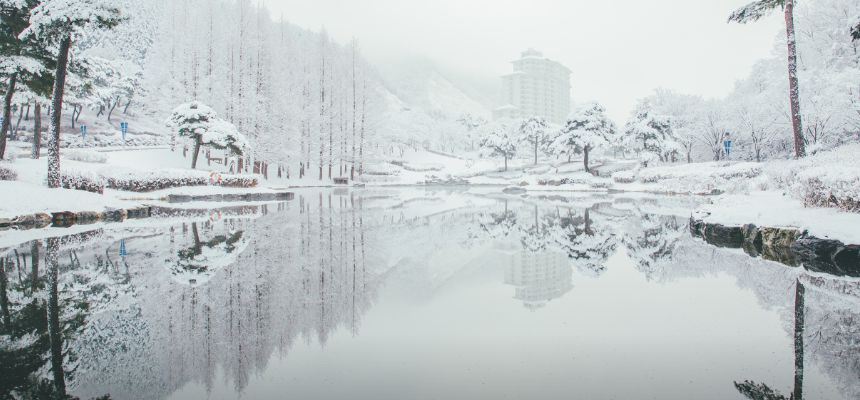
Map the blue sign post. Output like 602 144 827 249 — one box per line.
119 239 127 257
120 122 129 141
80 124 87 139
723 139 733 159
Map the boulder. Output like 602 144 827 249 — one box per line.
51 211 77 226
76 211 101 224
11 213 52 228
701 223 744 248
102 209 128 222
791 237 857 277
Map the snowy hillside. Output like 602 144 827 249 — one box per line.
377 58 491 120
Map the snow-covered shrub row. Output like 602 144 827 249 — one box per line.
390 160 443 172
60 170 105 194
612 170 636 183
767 144 860 212
638 162 762 183
622 161 764 194
61 133 169 148
218 174 259 188
103 168 210 192
363 163 401 176
100 168 260 192
65 149 108 164
0 163 17 181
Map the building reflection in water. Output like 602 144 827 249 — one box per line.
498 243 573 310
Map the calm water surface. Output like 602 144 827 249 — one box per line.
0 188 857 400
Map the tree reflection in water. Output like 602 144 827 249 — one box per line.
0 191 856 399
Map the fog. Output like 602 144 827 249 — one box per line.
265 0 783 122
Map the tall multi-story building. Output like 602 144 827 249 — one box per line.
493 49 571 124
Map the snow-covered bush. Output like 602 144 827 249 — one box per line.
363 163 401 176
0 163 17 181
101 168 259 192
60 170 105 194
390 160 443 172
629 162 763 194
768 144 860 212
103 168 210 192
612 170 637 183
65 149 108 164
638 162 762 183
218 174 259 188
61 133 169 148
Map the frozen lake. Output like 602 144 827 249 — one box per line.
1 188 857 400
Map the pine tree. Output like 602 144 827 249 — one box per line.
729 0 806 158
553 102 616 172
0 0 54 160
623 101 679 164
167 101 249 169
19 0 122 187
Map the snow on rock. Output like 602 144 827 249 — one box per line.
696 191 860 244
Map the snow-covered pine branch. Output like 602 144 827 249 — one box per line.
552 102 616 172
168 101 250 169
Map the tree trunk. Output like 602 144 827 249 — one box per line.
0 258 9 331
31 240 40 293
46 237 67 396
504 156 508 172
793 279 805 400
48 36 72 189
583 146 590 173
13 103 24 138
123 99 131 114
32 103 41 159
191 138 202 169
785 0 806 158
107 97 119 122
0 74 17 160
534 139 538 165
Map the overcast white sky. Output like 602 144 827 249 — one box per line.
264 0 783 122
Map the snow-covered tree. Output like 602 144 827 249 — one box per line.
0 0 53 160
553 102 616 172
518 116 550 165
623 100 679 164
167 101 249 169
729 0 807 158
457 113 487 151
19 0 122 187
480 120 517 171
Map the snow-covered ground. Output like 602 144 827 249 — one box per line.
2 139 860 248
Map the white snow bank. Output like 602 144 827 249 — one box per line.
0 181 133 218
696 191 860 244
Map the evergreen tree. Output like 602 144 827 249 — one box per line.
480 121 517 172
517 116 549 165
623 101 679 164
0 0 54 160
729 0 806 158
553 102 616 172
19 0 122 187
167 101 249 169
